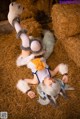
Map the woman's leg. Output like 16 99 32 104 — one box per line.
24 75 38 85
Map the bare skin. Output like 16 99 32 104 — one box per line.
21 50 30 58
24 64 68 99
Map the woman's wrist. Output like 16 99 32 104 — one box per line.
26 89 31 94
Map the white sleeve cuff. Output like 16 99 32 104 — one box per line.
16 79 30 93
16 54 35 67
58 63 68 75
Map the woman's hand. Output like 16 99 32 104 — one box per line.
62 75 68 83
27 90 36 99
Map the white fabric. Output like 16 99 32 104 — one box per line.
8 2 23 25
27 57 50 83
14 22 22 33
14 22 29 47
20 33 29 48
42 30 55 59
16 79 30 93
17 56 50 83
58 63 68 75
16 54 35 66
35 69 50 83
30 41 41 52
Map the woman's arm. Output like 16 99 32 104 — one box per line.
16 78 37 98
50 63 68 77
16 54 35 66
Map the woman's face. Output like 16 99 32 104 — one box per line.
43 78 54 86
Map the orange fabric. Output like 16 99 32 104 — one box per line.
31 58 45 71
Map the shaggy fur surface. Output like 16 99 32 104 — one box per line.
42 30 55 59
0 32 80 119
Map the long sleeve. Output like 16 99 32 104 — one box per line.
16 79 30 93
16 54 35 66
